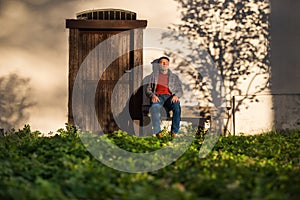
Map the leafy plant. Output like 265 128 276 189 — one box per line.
0 126 299 199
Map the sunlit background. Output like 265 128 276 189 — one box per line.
0 0 181 133
1 0 300 134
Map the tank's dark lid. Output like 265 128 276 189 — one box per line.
76 9 137 20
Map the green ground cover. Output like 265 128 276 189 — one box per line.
0 125 299 200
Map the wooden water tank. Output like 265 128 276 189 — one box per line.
66 9 147 133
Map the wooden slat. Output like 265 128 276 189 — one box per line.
130 29 144 120
68 29 80 125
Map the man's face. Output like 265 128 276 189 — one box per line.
159 58 169 67
158 58 169 74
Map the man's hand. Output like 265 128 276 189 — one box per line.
171 95 180 103
151 95 160 103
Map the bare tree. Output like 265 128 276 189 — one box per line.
0 73 35 131
163 0 271 134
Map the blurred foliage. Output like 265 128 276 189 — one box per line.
0 125 299 199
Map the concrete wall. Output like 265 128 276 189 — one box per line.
270 0 300 131
270 0 300 94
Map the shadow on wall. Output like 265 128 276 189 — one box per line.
0 73 35 132
163 0 271 134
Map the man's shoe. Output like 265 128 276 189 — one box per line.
156 132 163 138
171 132 177 137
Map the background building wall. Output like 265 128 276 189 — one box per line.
270 0 300 131
233 0 300 134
